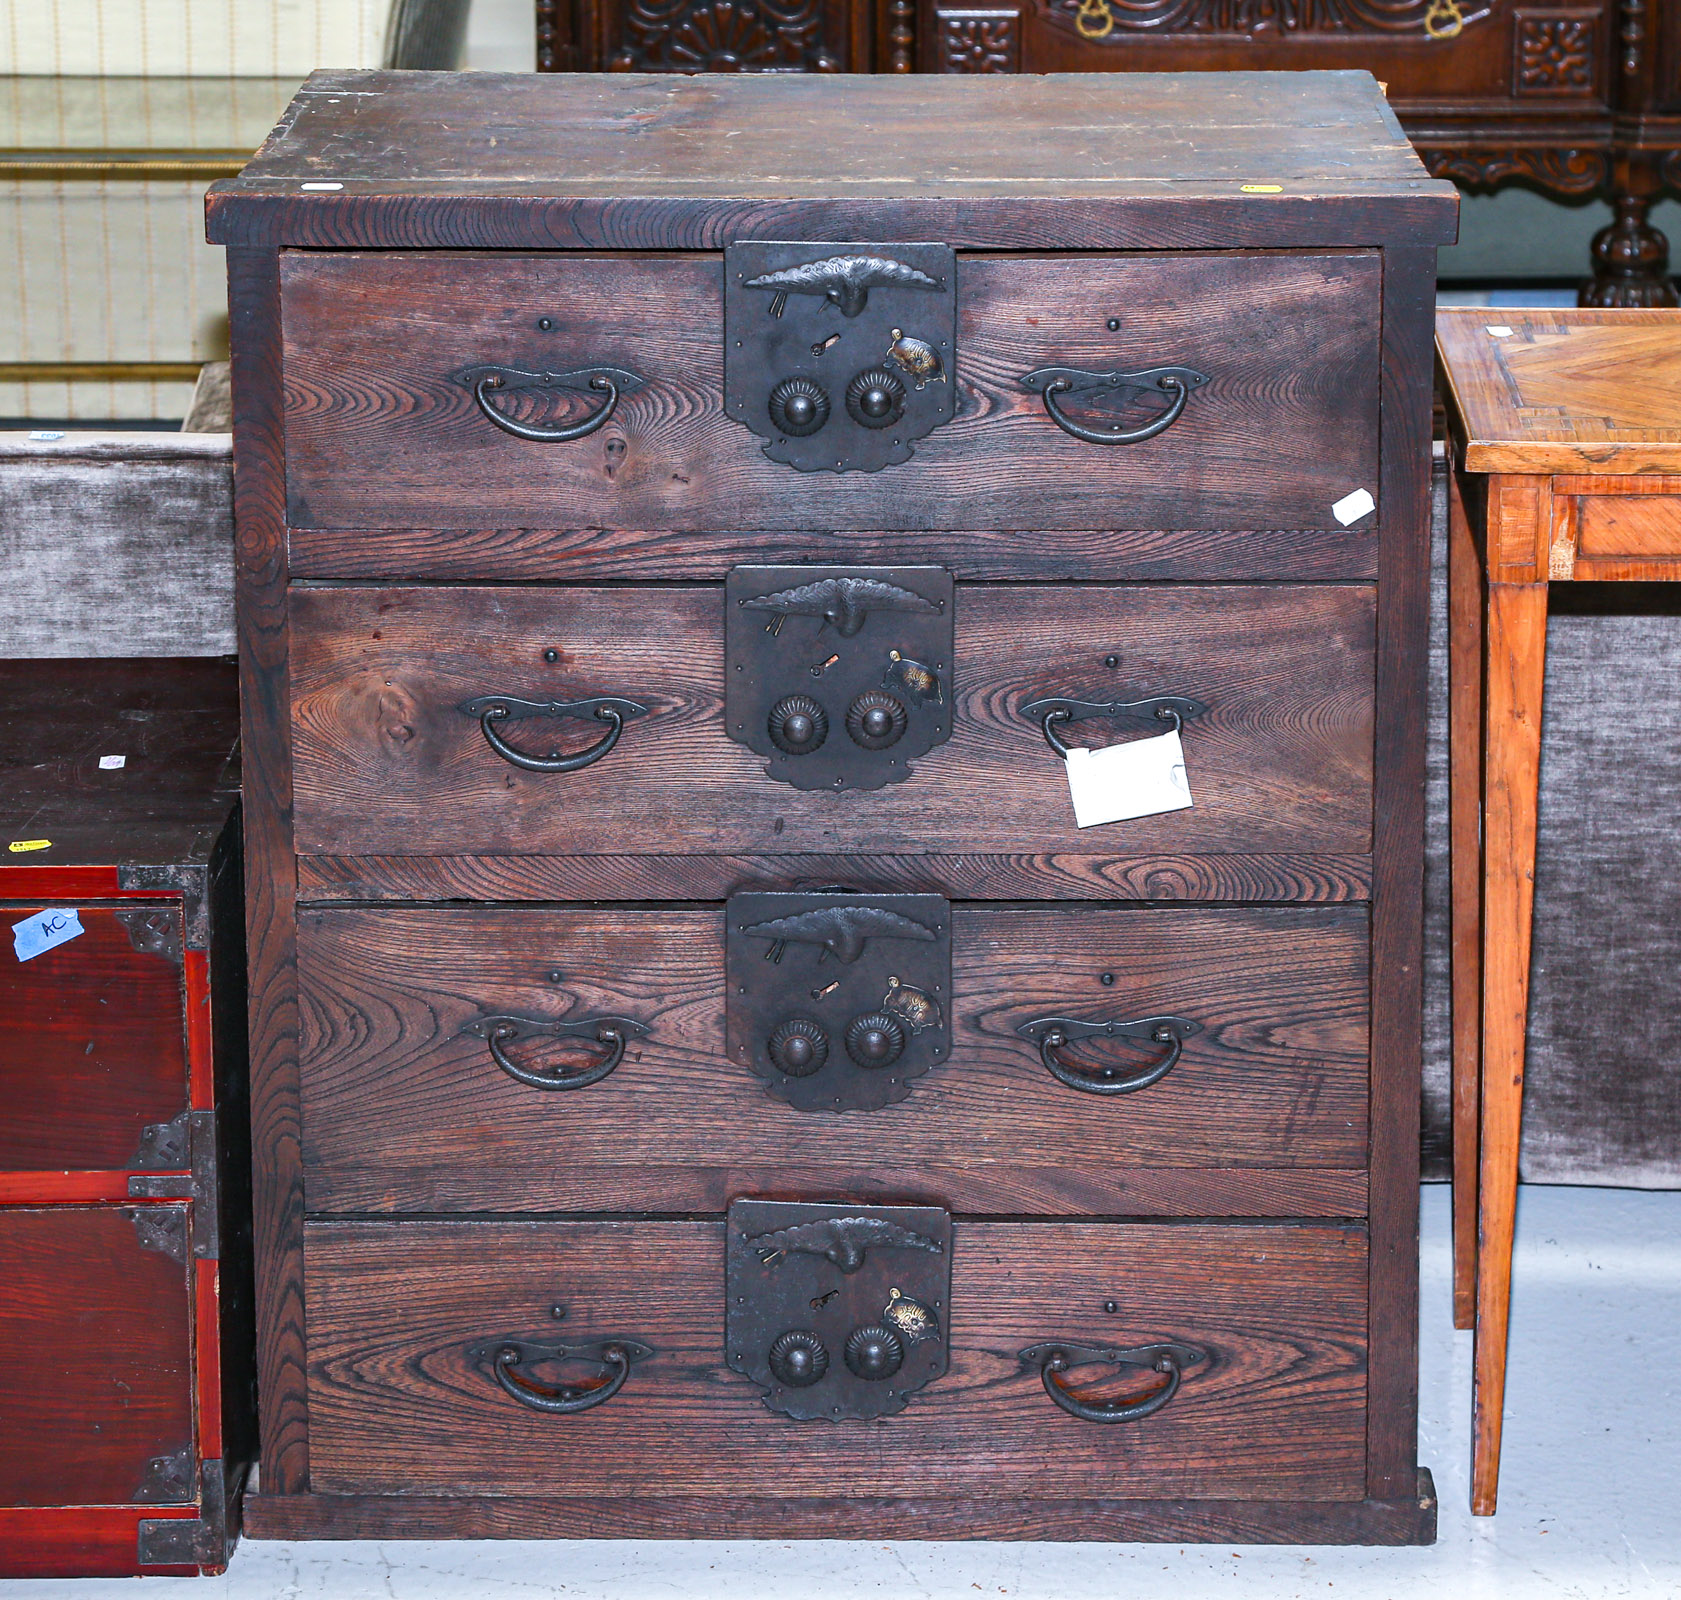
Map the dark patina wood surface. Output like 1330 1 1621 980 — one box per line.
297 904 1370 1214
221 71 1439 1540
303 1219 1368 1501
280 250 1381 543
287 584 1375 860
206 70 1457 252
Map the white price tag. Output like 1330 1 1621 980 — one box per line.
98 754 126 770
1063 728 1193 829
1486 325 1515 338
1332 487 1376 527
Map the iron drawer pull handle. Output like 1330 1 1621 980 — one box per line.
464 1013 649 1091
1020 364 1208 446
489 1337 654 1415
1019 1340 1206 1424
458 694 650 775
1016 1014 1201 1096
473 371 622 442
1022 694 1207 759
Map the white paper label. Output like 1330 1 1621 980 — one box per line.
1332 488 1376 527
1064 729 1193 829
98 754 126 770
300 181 343 191
13 907 83 963
27 430 65 441
1486 325 1515 338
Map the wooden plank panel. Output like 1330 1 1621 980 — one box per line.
297 904 1370 1214
280 251 1381 546
305 1218 1368 1501
288 584 1375 860
0 1207 194 1507
1575 492 1681 559
0 906 185 1172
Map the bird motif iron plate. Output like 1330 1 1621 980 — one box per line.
724 241 957 473
727 1200 953 1422
727 891 952 1113
725 564 954 792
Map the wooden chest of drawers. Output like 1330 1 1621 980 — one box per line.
210 68 1455 1544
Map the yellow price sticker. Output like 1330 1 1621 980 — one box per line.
1241 184 1285 194
8 839 51 853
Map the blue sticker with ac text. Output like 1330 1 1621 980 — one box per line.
12 907 84 963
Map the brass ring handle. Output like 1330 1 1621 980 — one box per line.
486 1337 654 1415
458 695 649 775
1015 1014 1202 1096
464 1013 649 1091
474 372 621 442
1020 364 1208 447
1018 1340 1206 1424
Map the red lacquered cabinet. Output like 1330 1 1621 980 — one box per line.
0 657 251 1577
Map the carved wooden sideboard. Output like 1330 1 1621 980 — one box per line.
536 0 1681 305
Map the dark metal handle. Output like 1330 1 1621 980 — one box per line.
1022 694 1207 759
1021 365 1208 446
467 364 643 443
1018 1340 1205 1423
484 1337 654 1414
1016 1014 1201 1095
464 1013 648 1091
458 695 649 775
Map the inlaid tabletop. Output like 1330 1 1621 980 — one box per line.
1437 308 1681 476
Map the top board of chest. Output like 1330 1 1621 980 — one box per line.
206 69 1457 252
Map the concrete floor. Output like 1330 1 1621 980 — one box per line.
10 1184 1679 1599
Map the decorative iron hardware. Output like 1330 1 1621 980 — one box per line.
725 242 956 473
134 1445 196 1504
726 565 953 791
115 908 183 964
1015 1014 1201 1096
728 1200 951 1421
1021 363 1208 445
1017 1339 1207 1423
473 1321 654 1415
128 1107 220 1259
1021 693 1208 759
137 1460 230 1569
458 693 649 774
125 1202 189 1265
463 1012 648 1091
459 363 646 443
727 891 951 1112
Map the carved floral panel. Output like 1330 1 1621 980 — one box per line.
1514 12 1599 94
609 0 843 71
936 7 1021 69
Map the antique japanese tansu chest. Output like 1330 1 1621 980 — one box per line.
210 68 1456 1544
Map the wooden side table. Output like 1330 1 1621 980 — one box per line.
1436 308 1681 1515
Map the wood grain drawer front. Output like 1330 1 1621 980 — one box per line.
297 905 1370 1216
305 1218 1367 1500
0 1206 194 1506
0 905 185 1173
289 585 1374 860
281 250 1381 569
1576 494 1681 560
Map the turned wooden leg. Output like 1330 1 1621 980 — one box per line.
1447 468 1484 1331
1471 579 1547 1517
1582 157 1680 308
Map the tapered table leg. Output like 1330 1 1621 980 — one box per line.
1471 578 1547 1517
1447 467 1484 1331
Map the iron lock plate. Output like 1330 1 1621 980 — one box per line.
726 564 953 792
724 241 957 474
727 1199 952 1421
727 890 951 1113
